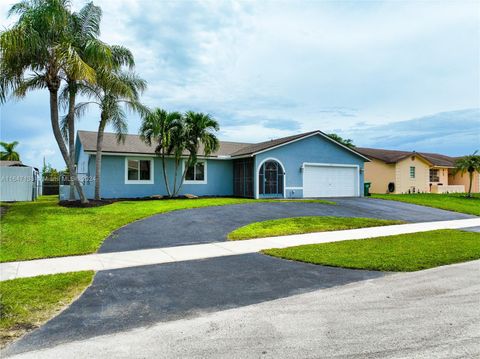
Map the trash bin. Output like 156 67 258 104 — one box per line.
364 182 371 197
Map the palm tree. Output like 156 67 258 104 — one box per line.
140 109 183 197
75 70 147 200
174 111 219 196
327 133 355 149
0 141 20 161
453 151 480 198
0 0 96 203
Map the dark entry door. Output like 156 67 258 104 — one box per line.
259 160 284 197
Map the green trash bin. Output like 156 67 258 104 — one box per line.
364 182 371 197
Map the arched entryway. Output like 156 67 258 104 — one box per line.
258 159 284 198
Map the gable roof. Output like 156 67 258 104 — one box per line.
0 160 24 167
77 131 252 157
356 147 456 167
78 130 370 161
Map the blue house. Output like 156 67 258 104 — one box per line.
64 130 370 200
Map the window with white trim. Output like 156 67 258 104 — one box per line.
409 166 416 179
126 158 153 183
184 161 206 184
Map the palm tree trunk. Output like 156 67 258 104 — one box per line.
468 171 473 198
94 116 107 200
67 83 76 201
173 157 191 197
161 153 172 197
49 86 88 204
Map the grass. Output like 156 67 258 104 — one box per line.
0 196 333 263
372 193 480 216
263 229 480 272
228 216 403 240
0 271 94 347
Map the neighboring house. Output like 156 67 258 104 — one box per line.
64 130 370 200
0 161 41 201
357 148 479 194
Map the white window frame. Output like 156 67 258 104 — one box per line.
124 157 154 184
410 166 416 179
182 160 207 185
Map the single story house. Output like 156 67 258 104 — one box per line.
65 130 370 200
356 147 479 194
0 161 41 201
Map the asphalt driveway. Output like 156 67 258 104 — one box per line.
5 254 385 355
100 197 473 253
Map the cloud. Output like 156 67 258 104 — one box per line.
0 0 478 168
339 109 480 156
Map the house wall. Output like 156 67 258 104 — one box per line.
363 158 396 194
253 134 366 198
395 155 430 193
88 155 234 199
449 171 480 193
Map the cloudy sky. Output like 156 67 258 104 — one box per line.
0 0 479 169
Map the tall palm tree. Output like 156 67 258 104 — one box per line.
453 151 480 198
140 109 183 197
0 0 96 203
75 70 147 200
0 141 20 161
174 111 219 196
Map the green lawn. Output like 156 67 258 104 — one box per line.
263 229 480 271
228 216 403 240
0 271 94 347
372 193 480 216
0 196 333 262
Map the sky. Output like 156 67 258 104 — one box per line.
0 0 479 169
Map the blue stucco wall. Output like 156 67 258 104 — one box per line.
78 154 233 199
254 134 366 198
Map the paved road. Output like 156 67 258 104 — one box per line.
99 197 473 253
6 260 480 359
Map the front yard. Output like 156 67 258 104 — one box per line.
0 196 332 263
228 216 403 240
263 229 480 271
0 271 94 347
372 193 480 216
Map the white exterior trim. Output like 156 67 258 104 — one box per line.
182 160 208 185
302 162 361 197
285 186 303 190
252 132 371 161
255 157 286 199
124 157 154 184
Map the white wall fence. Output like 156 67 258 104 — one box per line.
0 166 40 202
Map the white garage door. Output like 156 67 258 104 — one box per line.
303 165 358 197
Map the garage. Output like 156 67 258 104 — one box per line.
303 164 359 197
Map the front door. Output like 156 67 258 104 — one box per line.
259 160 284 197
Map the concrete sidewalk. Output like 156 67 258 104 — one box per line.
2 217 479 281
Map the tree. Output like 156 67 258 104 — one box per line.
75 69 147 200
174 111 219 196
42 162 59 181
453 151 480 198
60 2 113 201
0 141 20 161
140 109 183 197
0 0 95 203
327 133 355 149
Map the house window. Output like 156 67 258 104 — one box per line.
184 161 207 184
429 169 439 182
125 158 153 184
409 166 416 179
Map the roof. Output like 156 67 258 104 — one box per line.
78 131 252 157
0 160 25 167
356 147 456 167
78 130 370 161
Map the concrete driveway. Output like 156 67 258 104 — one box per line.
3 198 477 357
100 197 473 253
6 260 480 358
